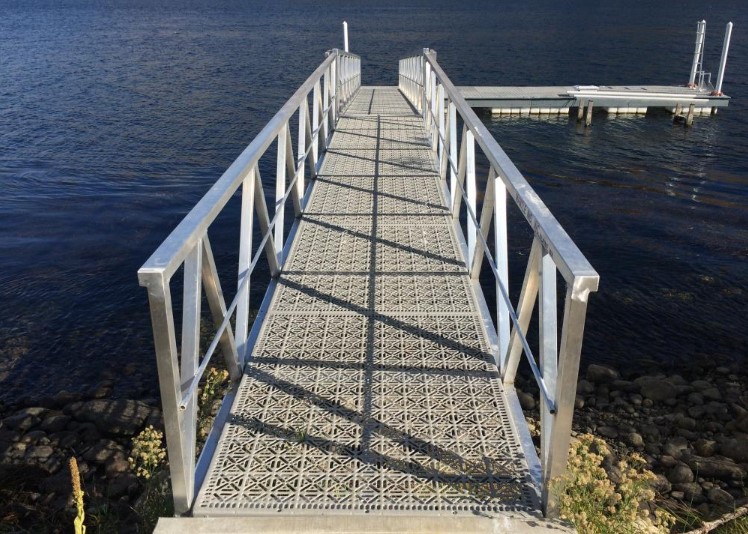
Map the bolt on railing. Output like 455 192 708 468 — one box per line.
399 48 599 516
137 49 360 516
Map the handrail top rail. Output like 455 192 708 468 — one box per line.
328 48 360 60
416 49 599 295
138 52 339 286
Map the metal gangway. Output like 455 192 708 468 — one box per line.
139 48 599 533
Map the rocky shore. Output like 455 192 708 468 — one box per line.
2 356 746 530
517 357 748 521
0 388 163 532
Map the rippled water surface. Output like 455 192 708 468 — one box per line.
1 0 746 402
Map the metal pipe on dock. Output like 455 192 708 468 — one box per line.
715 22 733 95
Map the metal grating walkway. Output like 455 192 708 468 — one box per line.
193 87 538 517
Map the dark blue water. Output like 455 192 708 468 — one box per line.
1 0 746 403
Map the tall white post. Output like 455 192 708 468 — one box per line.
689 20 706 87
715 22 733 95
343 21 349 53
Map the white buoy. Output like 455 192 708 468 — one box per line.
689 20 706 87
715 22 733 95
343 21 349 52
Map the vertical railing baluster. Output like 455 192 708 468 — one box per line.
542 282 591 514
236 169 255 365
452 125 467 219
437 84 445 185
539 250 558 487
494 168 510 373
332 53 339 125
323 65 330 149
466 129 476 266
297 100 307 205
143 274 190 515
275 126 287 264
448 102 457 210
285 125 300 216
180 242 202 504
312 81 320 174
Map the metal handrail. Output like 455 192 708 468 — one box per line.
138 49 360 516
399 49 599 517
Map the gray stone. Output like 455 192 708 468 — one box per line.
517 390 536 411
576 379 595 395
670 490 685 500
626 433 644 447
688 406 707 419
719 436 748 463
597 426 618 439
105 452 130 476
702 388 722 401
2 408 47 431
108 472 138 499
691 380 713 391
25 445 54 461
40 414 71 433
667 462 695 484
685 455 746 481
574 395 584 409
694 439 717 457
83 439 124 464
639 378 678 402
663 437 690 459
674 414 697 430
707 487 735 507
74 399 150 436
673 482 703 503
687 392 704 405
652 474 671 494
587 364 619 384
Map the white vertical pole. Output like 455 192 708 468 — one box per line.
494 172 509 372
689 20 706 87
466 130 476 265
236 170 255 365
715 22 733 95
539 251 558 484
343 21 349 53
275 126 287 265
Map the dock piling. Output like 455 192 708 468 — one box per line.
585 100 593 127
577 100 584 122
686 103 695 127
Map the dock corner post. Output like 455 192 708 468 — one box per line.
541 282 592 517
715 21 733 96
585 100 593 127
342 21 349 53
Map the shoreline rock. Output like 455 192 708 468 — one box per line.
517 357 748 521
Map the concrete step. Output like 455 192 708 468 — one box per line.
155 514 574 533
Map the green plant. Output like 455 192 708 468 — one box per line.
132 471 174 532
554 434 676 534
128 426 167 480
197 367 230 445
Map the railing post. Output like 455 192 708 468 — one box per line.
422 49 430 123
236 169 255 365
142 274 191 515
465 129 476 267
333 52 340 124
323 62 331 149
297 100 307 205
494 169 510 369
181 244 202 499
252 165 281 277
448 101 457 210
437 84 445 181
275 125 287 264
539 251 558 489
542 281 591 516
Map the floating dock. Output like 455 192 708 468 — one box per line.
458 85 730 115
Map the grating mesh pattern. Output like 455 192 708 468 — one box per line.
194 87 537 517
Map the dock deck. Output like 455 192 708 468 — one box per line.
192 87 538 518
459 84 730 114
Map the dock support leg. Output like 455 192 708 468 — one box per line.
686 103 695 127
673 103 682 121
585 100 593 127
576 100 584 122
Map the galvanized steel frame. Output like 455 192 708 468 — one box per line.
138 49 361 515
399 49 599 516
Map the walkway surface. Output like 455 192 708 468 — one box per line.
191 87 539 518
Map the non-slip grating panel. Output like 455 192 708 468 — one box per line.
194 87 537 518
